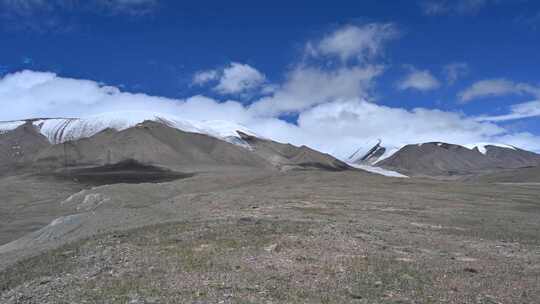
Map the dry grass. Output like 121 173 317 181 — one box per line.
1 171 540 303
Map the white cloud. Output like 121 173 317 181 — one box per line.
192 69 218 86
459 79 540 102
192 63 267 95
248 65 383 116
4 17 540 154
306 23 397 62
0 70 250 122
495 132 540 152
250 98 540 157
293 99 506 156
443 62 469 85
518 83 540 97
459 79 517 102
476 100 540 122
200 23 393 114
214 63 266 95
397 67 440 91
3 70 540 155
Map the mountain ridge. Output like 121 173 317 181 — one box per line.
0 117 352 175
350 140 540 177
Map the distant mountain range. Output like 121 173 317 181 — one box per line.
0 113 350 175
349 140 540 178
2 112 540 181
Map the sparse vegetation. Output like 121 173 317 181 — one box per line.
1 171 539 303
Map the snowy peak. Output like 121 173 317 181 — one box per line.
463 143 516 155
348 139 381 163
0 111 257 148
347 140 540 177
374 141 540 177
348 140 399 166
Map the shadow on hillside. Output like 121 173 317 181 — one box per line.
45 159 194 186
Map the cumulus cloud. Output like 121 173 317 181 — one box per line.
0 70 250 122
3 70 540 155
192 63 267 95
3 20 540 153
1 24 539 155
459 79 518 102
248 65 383 116
305 23 397 62
214 63 266 95
247 23 394 116
459 79 540 102
397 67 440 91
192 70 219 86
286 99 508 156
443 62 469 85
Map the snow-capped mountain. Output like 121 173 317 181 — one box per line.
350 141 525 165
1 112 354 174
3 112 539 178
348 140 540 177
463 143 516 155
347 139 399 166
345 138 539 178
0 111 257 148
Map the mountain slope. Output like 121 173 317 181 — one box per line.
35 120 271 172
376 142 495 176
470 166 540 183
0 118 351 174
376 142 540 177
238 131 350 171
348 140 399 166
0 122 50 174
0 111 256 148
465 144 540 168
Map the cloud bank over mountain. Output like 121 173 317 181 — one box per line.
2 23 540 155
3 68 540 156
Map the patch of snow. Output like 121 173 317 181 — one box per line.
2 111 259 148
0 120 25 134
161 118 257 149
347 140 401 165
437 142 443 147
464 143 516 155
373 146 400 164
347 139 382 163
348 163 408 178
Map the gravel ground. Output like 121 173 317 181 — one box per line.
1 170 539 303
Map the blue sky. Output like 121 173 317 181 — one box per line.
1 0 540 155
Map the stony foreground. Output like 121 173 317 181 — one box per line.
0 171 539 303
